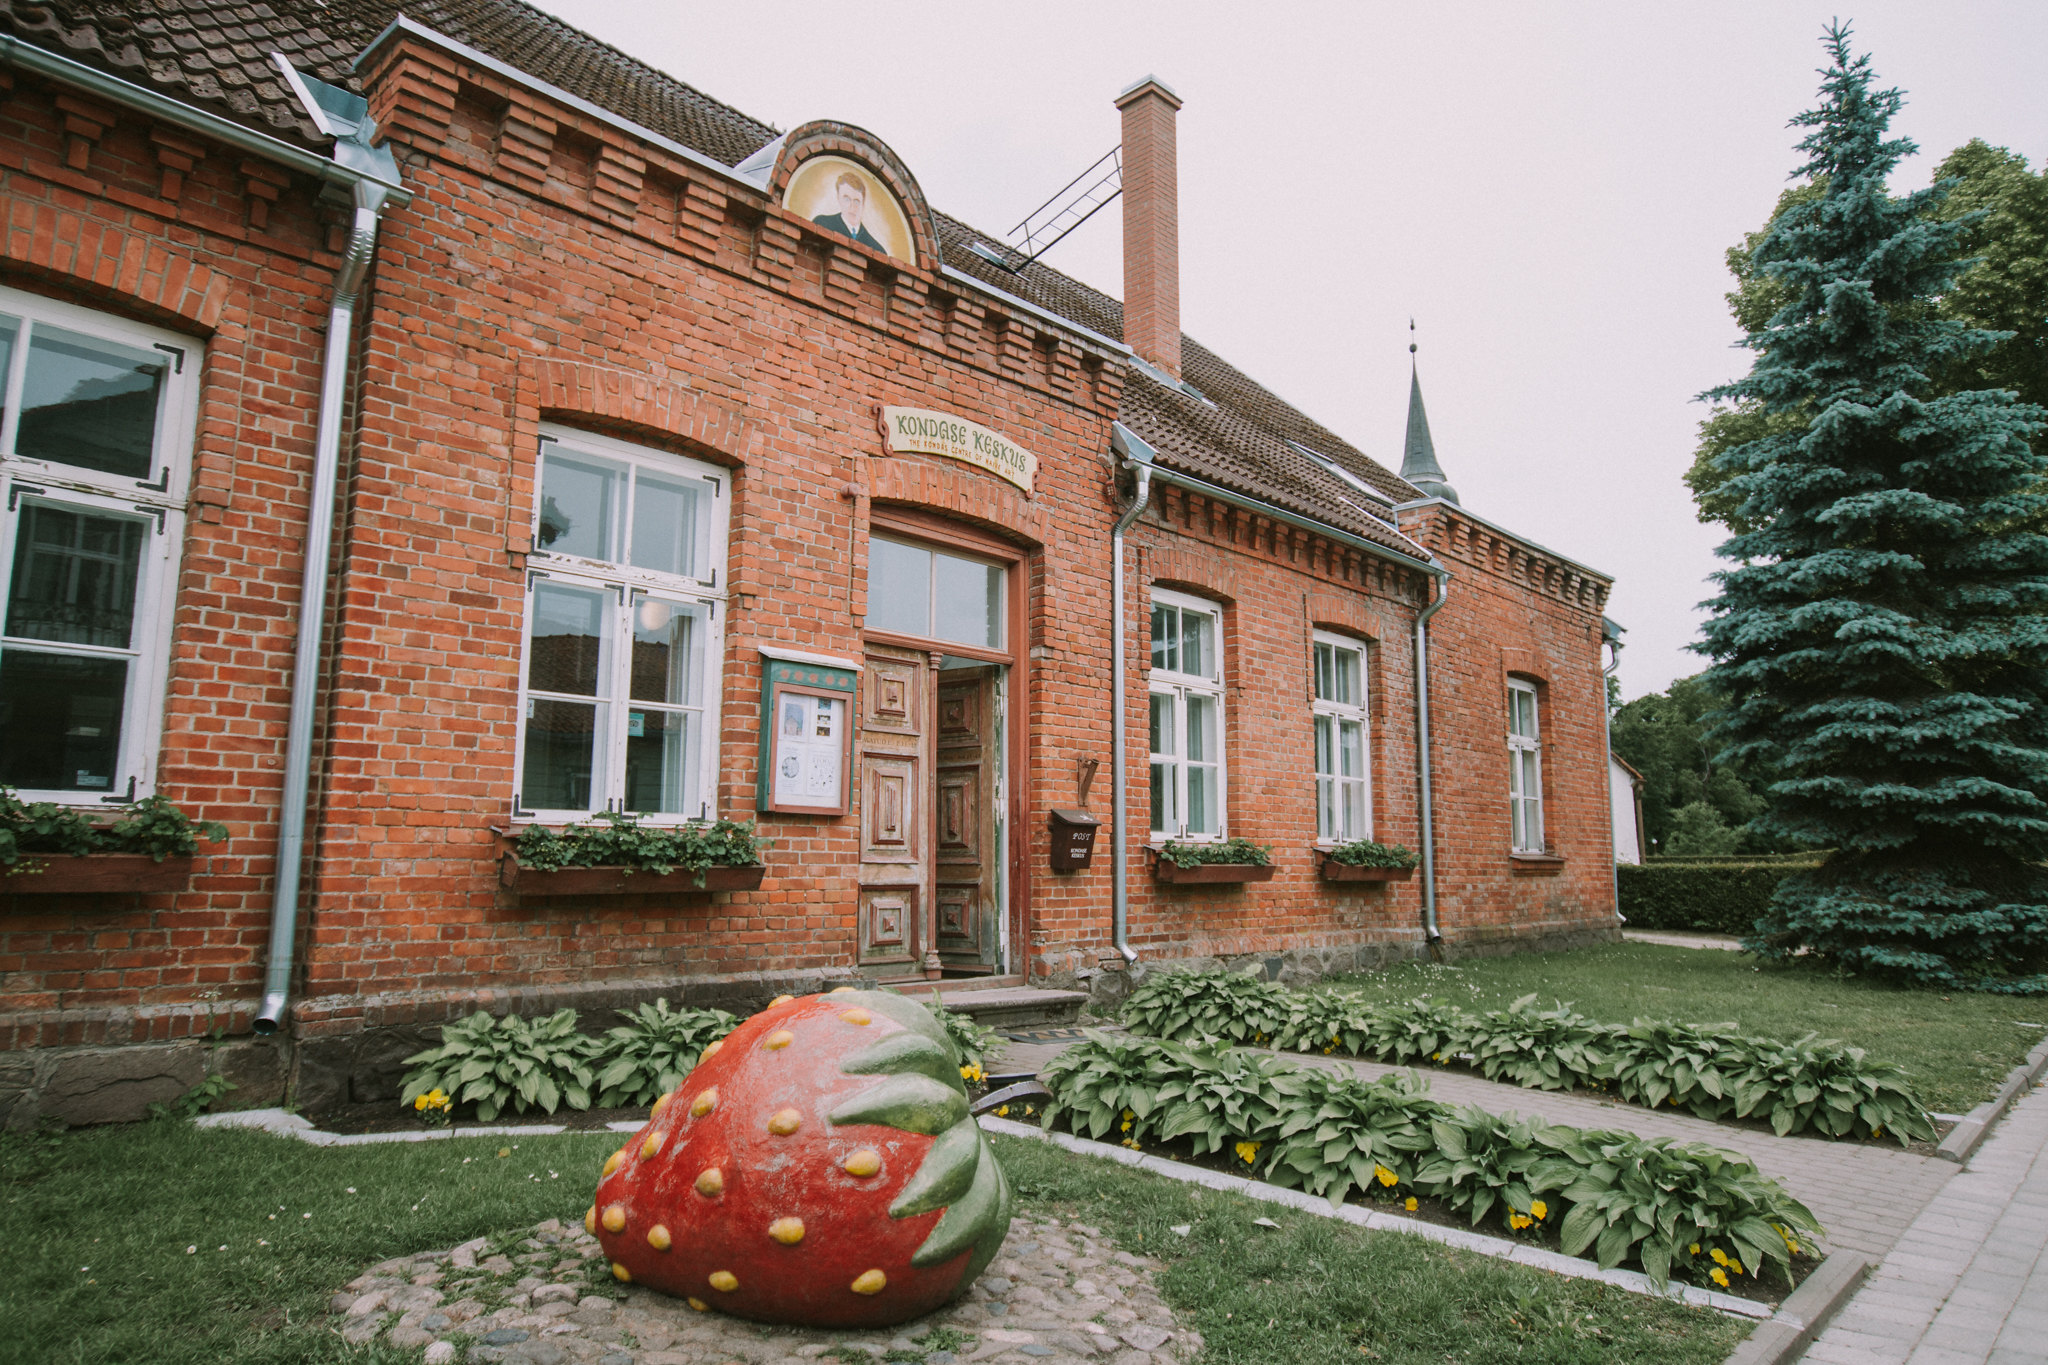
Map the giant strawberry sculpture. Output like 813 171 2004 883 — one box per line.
588 989 1012 1328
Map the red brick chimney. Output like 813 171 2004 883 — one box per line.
1116 75 1183 379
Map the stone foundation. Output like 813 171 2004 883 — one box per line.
0 1036 287 1129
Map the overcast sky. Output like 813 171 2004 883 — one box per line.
536 0 2047 699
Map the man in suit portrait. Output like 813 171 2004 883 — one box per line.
812 171 888 254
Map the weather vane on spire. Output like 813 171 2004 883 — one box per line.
1410 317 1417 356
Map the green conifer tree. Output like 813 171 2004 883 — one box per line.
1698 25 2048 992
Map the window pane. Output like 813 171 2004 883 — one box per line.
867 537 931 638
1313 643 1332 702
1185 693 1215 764
1314 713 1335 776
1181 609 1215 680
522 697 602 811
1511 796 1528 850
1333 648 1359 706
535 451 621 561
624 707 696 816
1149 691 1174 756
0 314 17 433
1317 775 1335 840
1510 687 1538 739
1520 749 1541 798
527 583 607 697
14 325 165 479
1150 605 1176 671
1342 778 1366 841
933 552 1001 648
629 596 702 706
0 649 127 791
6 503 145 647
1187 763 1217 835
629 470 701 578
1339 719 1363 778
1149 759 1171 832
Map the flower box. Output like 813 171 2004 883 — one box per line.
0 854 196 894
1320 859 1415 884
1150 857 1276 885
499 860 765 896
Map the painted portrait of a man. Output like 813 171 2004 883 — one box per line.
811 171 887 253
781 155 913 264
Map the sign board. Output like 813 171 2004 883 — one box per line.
881 406 1037 494
758 656 858 816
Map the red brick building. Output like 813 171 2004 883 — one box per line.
0 0 1617 1125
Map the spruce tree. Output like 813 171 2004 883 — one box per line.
1698 25 2048 992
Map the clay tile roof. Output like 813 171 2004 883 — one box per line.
2 0 1430 562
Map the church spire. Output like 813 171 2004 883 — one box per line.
1400 321 1459 505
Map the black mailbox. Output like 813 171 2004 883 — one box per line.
1047 808 1100 872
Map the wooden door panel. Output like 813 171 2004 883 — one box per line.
935 666 1000 971
935 884 980 955
858 888 917 968
936 768 980 863
861 756 918 863
864 656 921 740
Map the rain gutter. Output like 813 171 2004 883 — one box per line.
1415 568 1450 950
250 65 405 1032
1108 424 1156 963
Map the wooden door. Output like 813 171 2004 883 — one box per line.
857 643 928 972
935 665 1001 974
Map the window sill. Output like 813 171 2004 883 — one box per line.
1510 852 1567 874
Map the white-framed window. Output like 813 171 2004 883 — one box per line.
0 286 200 803
1508 678 1544 852
516 424 728 823
1148 588 1224 840
866 533 1005 649
1312 631 1370 842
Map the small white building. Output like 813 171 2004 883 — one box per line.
1611 754 1646 864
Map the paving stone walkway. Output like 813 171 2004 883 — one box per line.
988 1034 1954 1268
1622 929 1745 952
330 1212 1199 1364
1801 1078 2048 1365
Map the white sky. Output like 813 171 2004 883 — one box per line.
536 0 2048 699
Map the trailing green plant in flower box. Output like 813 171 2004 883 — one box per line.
510 812 764 885
0 788 227 866
1322 838 1419 869
1154 835 1273 869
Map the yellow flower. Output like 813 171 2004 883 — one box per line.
995 1106 1009 1117
1403 1197 1418 1212
1120 1120 1132 1132
1529 1200 1548 1221
1710 1248 1728 1266
1122 1109 1136 1122
1689 1244 1701 1256
1710 1267 1729 1288
959 1063 985 1083
1234 1140 1261 1165
414 1094 428 1111
1729 1259 1743 1275
1374 1165 1398 1188
1508 1213 1532 1230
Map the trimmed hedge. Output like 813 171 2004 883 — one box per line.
1618 858 1823 936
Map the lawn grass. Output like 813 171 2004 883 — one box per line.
991 1133 1747 1365
1321 940 2046 1114
0 1118 1750 1365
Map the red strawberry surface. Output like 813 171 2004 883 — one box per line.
589 988 1011 1328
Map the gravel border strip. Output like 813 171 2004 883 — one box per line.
192 1109 647 1144
1934 1035 2048 1164
973 1114 1777 1321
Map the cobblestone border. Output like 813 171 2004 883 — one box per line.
1934 1036 2048 1164
974 1115 1777 1321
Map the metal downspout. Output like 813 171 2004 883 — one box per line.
1415 568 1450 951
1602 625 1625 925
253 183 392 1032
1109 424 1156 964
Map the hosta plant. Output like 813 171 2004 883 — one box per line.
1152 1047 1287 1158
594 999 741 1108
933 1006 1000 1078
1550 1129 1822 1288
1347 996 1477 1068
1411 1107 1574 1229
400 1008 600 1121
1464 995 1607 1092
1118 970 1294 1046
1038 1032 1187 1145
1725 1034 1934 1143
1261 1066 1443 1206
1599 1019 1751 1121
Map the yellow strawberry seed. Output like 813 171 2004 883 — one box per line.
702 1039 723 1058
602 1149 624 1177
584 1205 598 1235
651 1093 670 1119
764 1029 795 1050
646 1224 671 1251
839 1008 872 1026
768 1107 802 1136
770 994 795 1007
696 1167 724 1197
641 1131 665 1160
843 1149 881 1177
611 1262 631 1282
769 1217 805 1245
690 1088 718 1117
686 1297 708 1312
851 1269 887 1295
830 986 857 994
709 1270 738 1292
601 1203 628 1233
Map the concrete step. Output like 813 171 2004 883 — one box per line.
931 985 1089 1031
